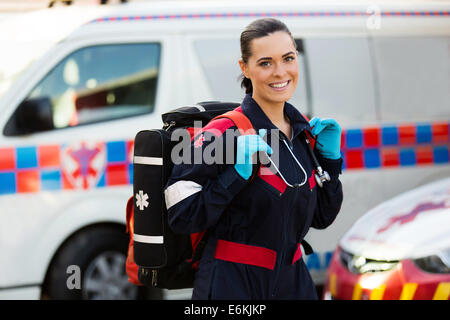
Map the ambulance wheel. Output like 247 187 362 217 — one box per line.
43 225 162 300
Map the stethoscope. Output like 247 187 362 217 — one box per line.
260 131 331 188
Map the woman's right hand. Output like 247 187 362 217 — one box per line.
234 129 273 180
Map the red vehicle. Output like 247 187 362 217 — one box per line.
324 178 450 300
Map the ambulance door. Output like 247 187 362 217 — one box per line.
301 35 381 283
0 30 175 299
371 34 450 201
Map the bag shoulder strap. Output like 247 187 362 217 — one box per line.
210 107 259 181
211 108 256 136
126 196 134 234
189 109 259 267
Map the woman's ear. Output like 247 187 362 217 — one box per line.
238 59 248 78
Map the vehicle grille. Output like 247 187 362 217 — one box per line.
339 249 399 274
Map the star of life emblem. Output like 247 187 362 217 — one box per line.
61 141 106 189
136 190 149 211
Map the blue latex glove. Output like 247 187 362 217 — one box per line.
309 118 342 160
234 129 273 180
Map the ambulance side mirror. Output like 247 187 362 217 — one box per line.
3 97 54 136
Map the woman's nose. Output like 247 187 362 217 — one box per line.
273 63 287 77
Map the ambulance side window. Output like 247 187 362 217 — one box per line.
373 36 450 122
23 43 160 131
193 38 310 115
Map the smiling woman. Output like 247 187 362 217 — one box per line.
241 36 297 138
164 17 344 300
238 19 299 138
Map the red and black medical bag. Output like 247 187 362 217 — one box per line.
125 102 255 289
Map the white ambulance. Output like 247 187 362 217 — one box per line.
0 0 449 299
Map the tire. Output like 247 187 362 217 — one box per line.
44 225 160 300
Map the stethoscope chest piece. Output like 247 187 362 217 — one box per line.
314 167 331 188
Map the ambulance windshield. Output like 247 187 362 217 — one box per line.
0 11 67 100
0 7 107 101
0 39 55 100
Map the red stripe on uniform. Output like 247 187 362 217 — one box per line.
214 239 277 270
258 165 287 194
309 169 316 190
292 243 303 265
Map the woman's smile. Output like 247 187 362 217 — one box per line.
268 80 290 90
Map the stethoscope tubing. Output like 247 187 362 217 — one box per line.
260 137 307 189
261 132 329 189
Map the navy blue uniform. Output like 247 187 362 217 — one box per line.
164 94 343 299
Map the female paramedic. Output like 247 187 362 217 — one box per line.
164 18 343 300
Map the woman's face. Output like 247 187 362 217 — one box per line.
239 31 299 107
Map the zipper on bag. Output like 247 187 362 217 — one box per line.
152 269 158 287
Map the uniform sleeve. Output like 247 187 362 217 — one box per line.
311 152 344 229
164 124 248 235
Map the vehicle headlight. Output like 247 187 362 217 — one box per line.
340 248 398 274
413 249 450 274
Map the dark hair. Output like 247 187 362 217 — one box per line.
239 18 297 94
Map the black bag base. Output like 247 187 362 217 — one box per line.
138 261 195 290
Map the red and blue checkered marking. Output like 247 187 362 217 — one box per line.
0 140 134 195
90 10 450 23
0 121 449 195
341 122 450 170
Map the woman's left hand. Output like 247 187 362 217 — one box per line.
309 118 342 160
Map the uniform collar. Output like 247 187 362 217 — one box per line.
240 94 312 140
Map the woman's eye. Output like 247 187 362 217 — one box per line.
285 56 295 62
259 61 271 67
